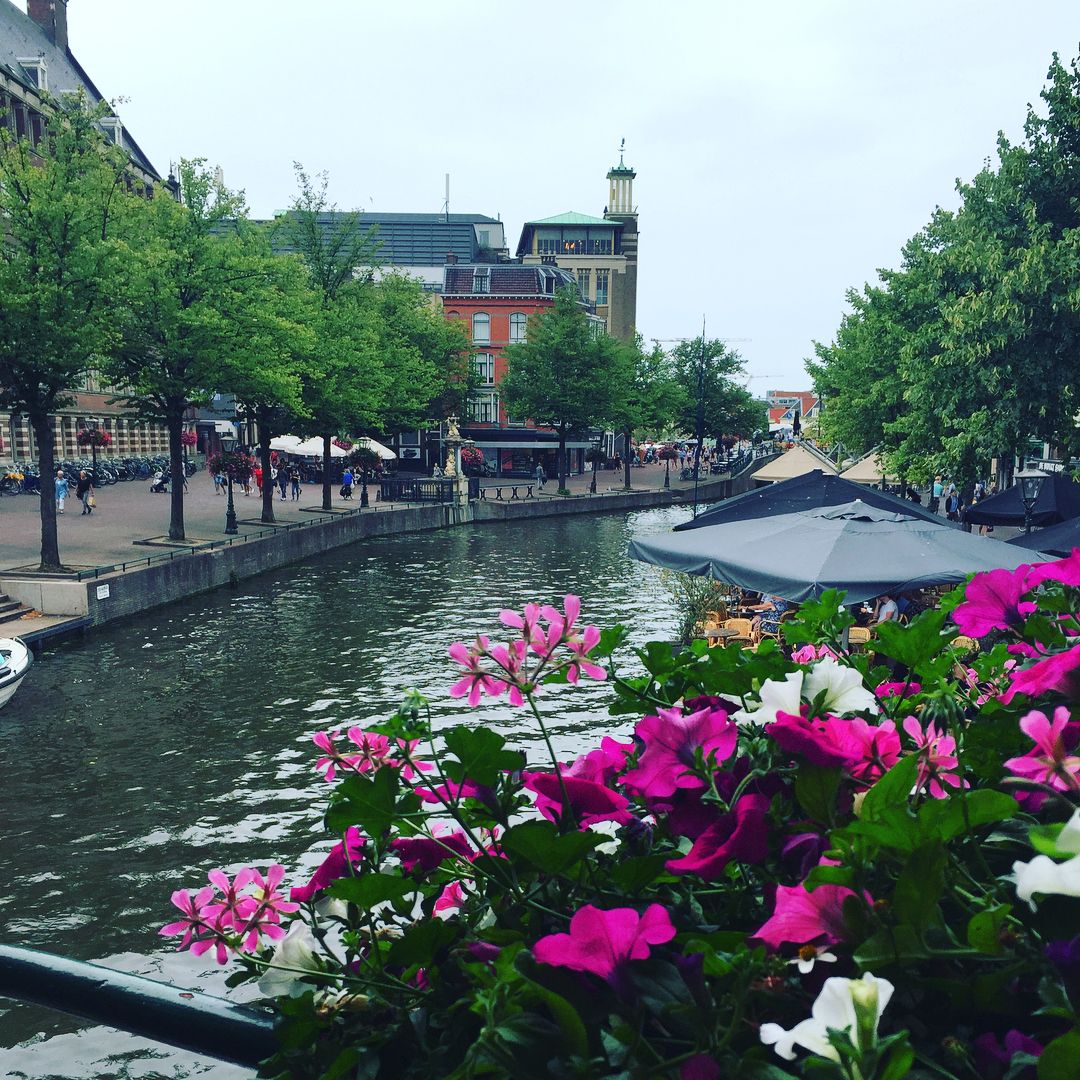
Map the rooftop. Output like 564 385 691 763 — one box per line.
522 211 619 228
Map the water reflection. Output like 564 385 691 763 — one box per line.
0 506 688 1076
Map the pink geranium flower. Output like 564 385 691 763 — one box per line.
753 881 860 950
313 730 363 782
952 566 1035 637
620 706 737 800
1005 707 1080 795
499 602 543 646
666 793 770 879
160 885 216 952
448 636 507 706
201 868 257 931
523 771 635 827
1000 643 1080 704
565 624 606 684
488 639 529 705
291 827 366 903
533 904 676 989
902 717 966 799
791 644 838 664
1027 549 1080 588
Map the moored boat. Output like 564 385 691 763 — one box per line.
0 638 31 709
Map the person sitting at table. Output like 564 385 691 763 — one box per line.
751 596 792 641
871 593 899 627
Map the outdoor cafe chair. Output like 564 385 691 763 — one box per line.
847 627 873 651
722 617 754 645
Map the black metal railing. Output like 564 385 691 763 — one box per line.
477 484 535 501
379 478 457 503
0 944 275 1068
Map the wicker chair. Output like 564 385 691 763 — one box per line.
847 627 873 651
722 617 754 645
950 635 979 654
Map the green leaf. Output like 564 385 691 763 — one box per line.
860 756 919 823
609 854 670 894
795 764 842 825
1039 1029 1080 1080
869 608 949 669
596 625 629 656
1029 823 1066 856
918 790 1018 842
894 843 946 930
878 1040 915 1080
326 768 399 837
514 953 590 1059
500 820 600 875
803 864 855 891
966 904 1012 955
853 925 928 967
386 918 457 968
326 873 412 910
442 725 525 786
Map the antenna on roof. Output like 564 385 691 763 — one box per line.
619 137 626 166
443 173 450 223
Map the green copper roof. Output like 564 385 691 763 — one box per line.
524 211 618 228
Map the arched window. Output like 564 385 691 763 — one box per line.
472 312 490 343
509 312 527 343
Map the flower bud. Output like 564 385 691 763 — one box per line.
849 976 880 1052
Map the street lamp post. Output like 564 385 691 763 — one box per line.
87 418 100 480
1016 466 1048 536
360 464 369 508
220 431 239 535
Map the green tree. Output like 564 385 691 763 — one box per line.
106 160 294 540
501 287 624 491
610 338 688 490
0 95 129 570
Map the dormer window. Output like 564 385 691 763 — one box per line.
18 56 47 92
99 117 124 146
473 268 490 294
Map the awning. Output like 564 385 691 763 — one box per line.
753 445 839 483
472 440 595 450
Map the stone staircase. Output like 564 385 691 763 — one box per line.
0 593 35 629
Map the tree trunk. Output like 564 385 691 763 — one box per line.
322 434 332 511
167 409 186 541
557 424 567 492
623 426 632 490
31 413 62 572
258 409 275 525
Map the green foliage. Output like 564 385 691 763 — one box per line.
671 337 767 440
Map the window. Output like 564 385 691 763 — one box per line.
478 229 490 248
473 268 490 294
591 237 613 255
472 353 495 385
577 269 591 299
18 57 47 92
469 392 500 424
509 312 527 343
595 269 610 306
537 237 557 255
99 117 123 146
472 312 490 343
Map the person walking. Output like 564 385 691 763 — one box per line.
277 463 289 502
76 470 95 515
54 469 69 515
290 465 302 501
535 462 546 491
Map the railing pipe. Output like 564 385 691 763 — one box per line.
0 944 276 1068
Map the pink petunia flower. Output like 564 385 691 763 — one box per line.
752 881 861 950
665 793 771 879
291 827 366 903
1000 643 1080 704
523 771 635 827
1027 549 1080 589
901 717 966 799
1005 707 1080 795
952 566 1035 638
415 777 493 805
448 636 507 706
765 710 859 769
875 682 922 700
533 904 676 988
619 706 737 800
433 880 471 920
392 828 475 873
834 718 901 787
567 737 635 785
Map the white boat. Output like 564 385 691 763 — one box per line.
0 638 32 709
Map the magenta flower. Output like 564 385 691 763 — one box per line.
237 865 299 952
392 828 475 873
1000 643 1080 704
533 904 676 987
835 718 901 787
753 881 861 950
901 717 966 799
523 771 635 827
415 777 493 805
291 828 366 903
952 566 1035 637
1027 549 1080 588
313 730 363 782
499 601 542 645
875 682 922 700
680 1056 721 1080
488 639 529 706
1005 707 1080 795
765 711 859 769
620 705 738 800
666 793 771 879
791 644 838 664
201 868 257 931
433 880 470 919
448 635 507 706
566 624 606 684
567 737 634 785
160 885 216 951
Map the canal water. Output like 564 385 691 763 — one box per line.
0 505 688 1079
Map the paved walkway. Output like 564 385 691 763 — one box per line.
0 462 693 572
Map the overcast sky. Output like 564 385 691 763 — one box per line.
53 0 1080 393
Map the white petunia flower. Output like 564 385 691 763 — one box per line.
1012 853 1080 909
586 819 622 855
760 972 894 1061
803 657 879 716
1056 810 1080 856
733 671 804 726
257 921 321 998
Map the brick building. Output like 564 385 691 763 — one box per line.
442 261 601 478
1 0 171 464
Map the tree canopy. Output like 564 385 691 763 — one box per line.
671 337 767 442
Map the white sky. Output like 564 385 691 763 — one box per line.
52 0 1080 392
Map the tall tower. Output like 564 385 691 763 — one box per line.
604 141 638 341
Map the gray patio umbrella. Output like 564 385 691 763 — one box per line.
630 501 1034 605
